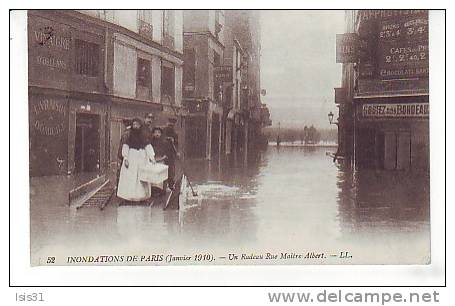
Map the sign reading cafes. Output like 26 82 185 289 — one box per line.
362 103 429 119
353 10 429 96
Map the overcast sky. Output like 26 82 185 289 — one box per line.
260 10 345 129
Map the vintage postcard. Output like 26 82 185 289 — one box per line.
25 9 433 266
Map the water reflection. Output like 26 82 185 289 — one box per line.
30 146 430 264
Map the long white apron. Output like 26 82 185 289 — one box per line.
117 144 154 201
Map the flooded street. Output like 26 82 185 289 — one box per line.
31 146 430 265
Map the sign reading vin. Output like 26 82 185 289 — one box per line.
362 103 429 118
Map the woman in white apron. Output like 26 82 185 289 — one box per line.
117 118 154 202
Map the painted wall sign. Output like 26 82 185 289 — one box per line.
28 14 72 89
361 103 429 118
357 10 427 23
376 16 429 80
29 95 68 176
32 98 66 136
354 10 429 96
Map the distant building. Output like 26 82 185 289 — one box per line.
223 10 269 157
28 10 184 178
182 10 225 159
182 10 270 160
337 10 429 171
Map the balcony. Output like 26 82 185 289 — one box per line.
138 20 153 41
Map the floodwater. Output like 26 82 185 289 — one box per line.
30 146 430 265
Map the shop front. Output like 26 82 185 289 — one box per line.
350 10 429 172
28 10 108 177
29 93 69 177
355 97 429 171
29 91 108 177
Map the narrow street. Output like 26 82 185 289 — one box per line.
31 146 430 265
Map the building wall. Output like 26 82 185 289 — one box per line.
28 10 110 176
340 10 429 171
112 32 183 105
183 10 225 160
183 10 209 33
29 10 186 177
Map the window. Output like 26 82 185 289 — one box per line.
138 10 153 39
215 10 223 39
97 10 115 22
75 39 100 77
137 58 151 87
161 61 175 104
163 10 175 49
183 48 196 92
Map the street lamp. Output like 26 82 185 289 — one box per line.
328 111 339 125
328 111 335 125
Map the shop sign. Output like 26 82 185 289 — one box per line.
336 33 359 63
334 87 347 104
28 14 72 88
376 16 429 80
214 66 233 83
355 10 429 96
31 97 66 136
361 103 429 118
29 95 68 176
358 10 427 23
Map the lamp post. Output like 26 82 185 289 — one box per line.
328 111 338 125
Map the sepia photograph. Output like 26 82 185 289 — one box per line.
23 9 434 267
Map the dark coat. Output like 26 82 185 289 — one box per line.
117 129 131 160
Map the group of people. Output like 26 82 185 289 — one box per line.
116 112 179 203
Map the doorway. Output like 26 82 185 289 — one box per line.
376 130 411 170
75 113 100 173
185 116 207 158
211 114 220 157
